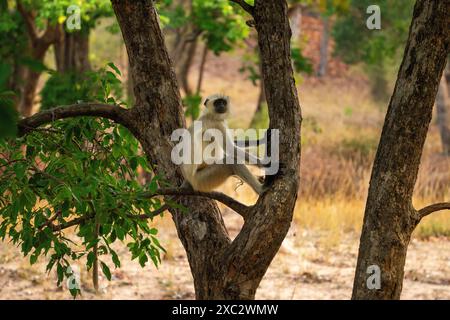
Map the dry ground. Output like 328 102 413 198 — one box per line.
1 214 449 300
1 35 449 300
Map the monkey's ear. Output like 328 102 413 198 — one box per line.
204 99 209 106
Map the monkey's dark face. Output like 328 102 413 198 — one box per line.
203 94 230 118
213 98 228 114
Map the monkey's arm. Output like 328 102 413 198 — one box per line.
224 129 268 167
233 137 266 148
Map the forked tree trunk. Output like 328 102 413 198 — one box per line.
16 3 58 116
112 0 301 299
436 73 450 155
352 0 449 300
18 39 54 117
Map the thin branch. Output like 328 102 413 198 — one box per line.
50 215 91 232
139 188 251 218
418 202 450 220
40 22 58 46
38 209 62 231
132 203 171 220
18 103 130 136
48 205 171 232
230 0 254 16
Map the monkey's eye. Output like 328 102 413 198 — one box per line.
204 99 209 106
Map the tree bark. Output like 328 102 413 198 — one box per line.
436 72 450 155
352 0 450 300
288 4 302 42
250 59 266 126
112 0 301 300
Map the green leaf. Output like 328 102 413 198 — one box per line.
129 157 138 171
100 261 112 281
107 62 122 76
138 252 148 267
110 250 121 268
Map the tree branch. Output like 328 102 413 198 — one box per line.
18 103 130 136
48 204 173 232
16 1 38 44
418 202 450 220
132 203 171 220
40 22 59 47
230 0 254 16
50 215 91 232
140 188 251 219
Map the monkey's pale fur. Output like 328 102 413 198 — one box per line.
181 94 264 194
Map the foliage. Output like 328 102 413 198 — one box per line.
40 64 124 111
0 64 167 297
291 46 314 75
332 0 414 99
333 0 414 65
183 94 202 120
0 4 27 90
159 0 249 55
0 90 18 140
20 0 113 30
193 0 249 54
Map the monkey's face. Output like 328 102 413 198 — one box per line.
203 94 230 119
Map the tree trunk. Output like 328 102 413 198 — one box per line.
352 0 450 300
112 0 301 299
436 72 450 155
54 26 91 73
196 44 208 94
18 41 53 117
179 36 198 96
317 16 329 77
18 40 54 116
16 4 58 116
250 60 266 126
18 69 40 117
288 4 302 42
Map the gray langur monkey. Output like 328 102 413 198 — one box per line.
180 94 268 194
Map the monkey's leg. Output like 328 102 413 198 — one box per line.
193 164 234 192
232 164 264 195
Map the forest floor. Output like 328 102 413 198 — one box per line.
0 214 449 300
1 30 449 299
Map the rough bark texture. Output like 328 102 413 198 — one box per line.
251 61 266 126
111 0 301 299
352 0 450 300
436 73 450 155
